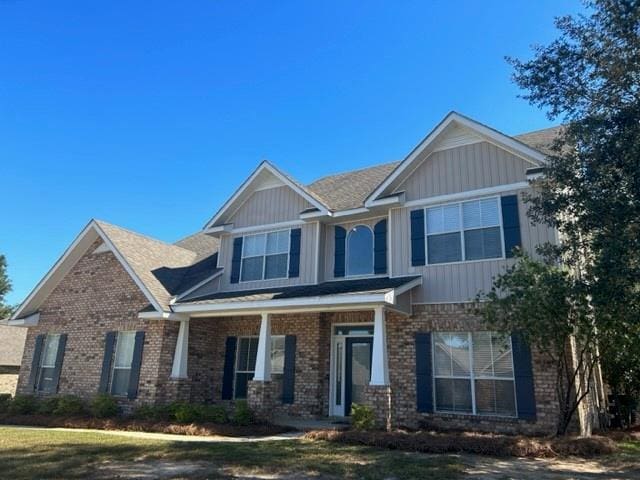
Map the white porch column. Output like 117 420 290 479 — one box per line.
253 313 272 381
171 319 189 379
370 306 389 386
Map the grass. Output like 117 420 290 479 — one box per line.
0 426 465 479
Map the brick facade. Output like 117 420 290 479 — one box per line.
16 244 566 434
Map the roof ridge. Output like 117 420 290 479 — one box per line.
307 160 401 186
514 125 563 137
94 219 196 256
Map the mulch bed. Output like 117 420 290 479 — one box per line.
305 428 619 458
0 414 292 438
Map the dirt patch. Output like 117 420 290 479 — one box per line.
0 374 17 396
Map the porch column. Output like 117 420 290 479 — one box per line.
370 306 389 385
254 313 272 381
171 319 189 379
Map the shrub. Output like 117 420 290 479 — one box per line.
90 394 119 418
132 404 170 421
350 403 375 430
199 404 228 424
0 394 12 413
9 395 37 415
232 400 253 426
36 397 60 415
173 403 201 424
54 395 86 416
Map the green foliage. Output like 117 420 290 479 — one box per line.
53 395 86 416
477 252 596 435
36 397 60 415
350 404 376 430
173 403 200 424
132 404 170 421
199 404 228 424
0 394 12 413
0 255 14 319
89 394 119 418
134 402 228 424
508 0 640 401
232 400 253 426
9 395 37 415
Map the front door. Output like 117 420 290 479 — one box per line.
345 337 373 416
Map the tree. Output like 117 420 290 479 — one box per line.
479 252 597 435
0 254 14 319
508 1 640 411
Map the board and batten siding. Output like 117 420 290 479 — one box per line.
389 187 557 303
228 186 312 228
323 216 387 282
218 222 317 291
398 141 532 201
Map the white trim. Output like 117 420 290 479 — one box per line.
204 161 330 229
345 224 375 277
239 228 291 283
170 319 190 379
173 269 224 302
332 207 370 217
403 182 529 209
226 220 305 235
370 306 389 386
92 242 111 254
204 224 234 236
314 221 321 284
7 312 40 327
365 112 546 207
138 311 188 321
366 192 406 208
391 277 423 296
254 313 272 381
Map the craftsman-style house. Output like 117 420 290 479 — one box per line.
9 112 603 434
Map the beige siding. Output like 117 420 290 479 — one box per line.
398 141 533 200
323 216 387 281
218 222 317 291
228 186 312 228
390 187 557 303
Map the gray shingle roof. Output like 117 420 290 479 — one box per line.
514 126 563 156
174 232 220 261
176 275 420 305
306 161 400 211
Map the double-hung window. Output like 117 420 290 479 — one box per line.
433 332 516 416
37 334 61 393
234 336 285 399
425 197 503 264
241 230 289 281
110 331 136 397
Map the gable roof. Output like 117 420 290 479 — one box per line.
514 126 563 156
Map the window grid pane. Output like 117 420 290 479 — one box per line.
241 230 289 281
235 336 285 398
433 331 516 417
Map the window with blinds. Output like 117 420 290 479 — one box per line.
425 197 503 265
234 336 286 399
433 331 516 416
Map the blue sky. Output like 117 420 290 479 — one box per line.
1 0 583 306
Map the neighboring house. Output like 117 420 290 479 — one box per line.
8 112 603 434
0 323 27 394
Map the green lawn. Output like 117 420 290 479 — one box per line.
0 426 465 479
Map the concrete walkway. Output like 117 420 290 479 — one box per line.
5 425 304 443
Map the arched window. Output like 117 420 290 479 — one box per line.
347 225 374 276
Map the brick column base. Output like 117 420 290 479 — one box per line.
361 385 393 431
247 380 278 421
159 378 192 403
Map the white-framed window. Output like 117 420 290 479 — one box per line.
433 331 516 417
425 197 503 264
234 336 286 399
37 334 61 393
241 230 290 282
346 225 374 276
110 331 136 397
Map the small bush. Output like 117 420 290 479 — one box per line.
9 395 37 415
0 394 12 413
90 394 119 418
54 395 86 416
199 404 228 424
36 397 60 415
232 400 253 426
174 403 201 424
132 404 170 421
351 403 375 430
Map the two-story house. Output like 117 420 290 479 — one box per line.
9 112 596 434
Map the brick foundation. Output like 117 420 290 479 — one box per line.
361 385 392 430
247 380 278 421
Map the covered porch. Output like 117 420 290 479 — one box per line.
163 276 421 424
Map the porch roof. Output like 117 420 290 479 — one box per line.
170 276 421 315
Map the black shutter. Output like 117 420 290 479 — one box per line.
410 209 426 266
98 331 117 394
512 333 537 420
415 332 433 413
28 334 46 392
333 226 346 278
230 237 243 284
288 228 301 278
221 336 237 400
501 195 522 258
374 219 388 274
282 335 296 404
127 331 145 400
50 334 67 394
